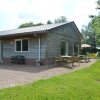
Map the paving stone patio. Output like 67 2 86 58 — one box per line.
0 59 96 89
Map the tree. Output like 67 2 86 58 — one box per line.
33 23 43 26
96 0 100 9
47 20 53 24
89 16 100 46
81 0 100 53
81 25 92 44
54 16 67 23
18 22 34 28
18 22 43 28
81 17 100 52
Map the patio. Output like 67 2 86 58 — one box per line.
0 59 96 89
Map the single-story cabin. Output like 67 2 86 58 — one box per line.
0 21 83 65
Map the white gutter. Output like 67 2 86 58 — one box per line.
39 36 41 61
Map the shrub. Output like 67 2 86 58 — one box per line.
97 52 100 57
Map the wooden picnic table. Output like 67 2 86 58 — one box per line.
78 55 90 63
61 55 79 68
61 55 72 58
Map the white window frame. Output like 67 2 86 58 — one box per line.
15 38 29 52
65 41 68 55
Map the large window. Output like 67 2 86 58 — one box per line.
15 39 28 52
61 41 68 55
74 43 79 56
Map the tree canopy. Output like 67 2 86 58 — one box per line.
54 16 67 23
47 16 67 24
47 20 53 24
81 0 100 52
18 16 67 28
97 0 100 9
18 22 43 28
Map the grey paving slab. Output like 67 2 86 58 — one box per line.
0 59 96 89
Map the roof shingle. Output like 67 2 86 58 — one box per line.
0 22 70 36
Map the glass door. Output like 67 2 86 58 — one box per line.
61 41 68 55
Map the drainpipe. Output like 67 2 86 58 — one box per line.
73 42 74 56
39 36 41 61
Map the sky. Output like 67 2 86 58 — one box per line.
0 0 98 31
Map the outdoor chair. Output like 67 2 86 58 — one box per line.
11 56 16 63
54 56 63 66
65 56 74 68
62 57 68 66
15 55 25 64
11 55 25 64
73 56 80 67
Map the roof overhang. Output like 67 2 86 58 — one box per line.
0 31 47 39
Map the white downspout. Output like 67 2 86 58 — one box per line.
0 41 1 62
73 42 74 56
39 36 41 61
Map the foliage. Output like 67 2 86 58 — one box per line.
47 16 67 24
97 0 100 9
89 16 100 45
18 22 43 28
81 23 97 52
87 53 97 58
97 51 100 57
0 61 100 100
54 16 67 23
81 25 92 44
18 22 34 28
47 20 53 24
18 16 67 28
81 0 100 53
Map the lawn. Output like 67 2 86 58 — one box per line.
0 61 100 100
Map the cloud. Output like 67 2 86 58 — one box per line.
68 0 98 30
0 0 98 31
0 0 69 30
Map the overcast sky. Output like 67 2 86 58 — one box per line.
0 0 98 31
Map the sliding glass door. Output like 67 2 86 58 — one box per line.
61 41 68 55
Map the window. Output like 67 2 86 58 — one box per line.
61 41 68 55
74 43 79 56
16 40 21 51
15 39 28 52
22 39 28 51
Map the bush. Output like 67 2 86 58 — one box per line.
88 53 97 59
97 52 100 57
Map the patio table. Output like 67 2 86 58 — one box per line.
78 55 90 63
61 55 80 68
61 55 72 58
61 55 74 67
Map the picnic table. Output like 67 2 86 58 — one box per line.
54 55 80 68
78 55 90 63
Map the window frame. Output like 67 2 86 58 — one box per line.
15 38 29 52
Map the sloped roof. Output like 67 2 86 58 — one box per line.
0 22 70 37
0 21 83 40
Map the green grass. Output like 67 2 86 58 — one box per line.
0 61 100 100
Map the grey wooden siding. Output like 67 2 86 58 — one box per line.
0 41 1 61
2 34 47 60
1 23 81 61
46 24 81 58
